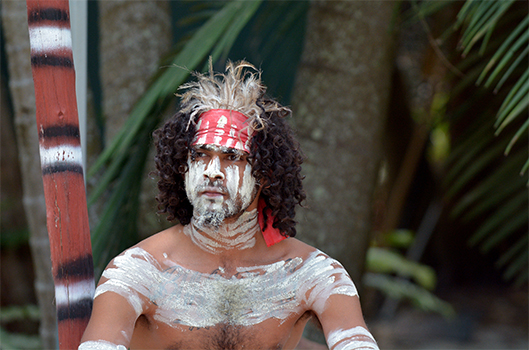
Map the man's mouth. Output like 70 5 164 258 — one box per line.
199 187 226 198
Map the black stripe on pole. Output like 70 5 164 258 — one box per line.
31 55 73 68
28 8 69 23
55 254 94 280
40 125 80 139
42 164 84 175
57 298 93 322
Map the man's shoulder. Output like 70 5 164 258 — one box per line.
136 224 184 254
274 237 314 257
281 239 351 279
106 225 184 267
278 237 333 265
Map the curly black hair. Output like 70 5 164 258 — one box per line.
153 97 305 238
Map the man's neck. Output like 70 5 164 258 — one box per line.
184 209 260 255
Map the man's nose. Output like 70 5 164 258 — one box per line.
203 156 225 180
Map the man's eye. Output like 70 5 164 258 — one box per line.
228 154 242 161
190 150 206 161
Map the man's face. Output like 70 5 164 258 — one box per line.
185 144 258 229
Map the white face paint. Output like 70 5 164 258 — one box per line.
95 248 358 328
185 147 256 220
184 145 258 252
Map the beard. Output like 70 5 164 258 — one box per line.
193 206 228 230
190 180 254 230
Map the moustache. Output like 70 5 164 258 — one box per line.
196 180 228 193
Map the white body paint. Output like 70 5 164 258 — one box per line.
29 26 72 53
327 326 379 350
184 209 259 253
39 144 83 168
55 279 94 307
78 340 127 350
95 247 357 328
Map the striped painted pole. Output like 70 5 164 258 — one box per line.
26 0 94 348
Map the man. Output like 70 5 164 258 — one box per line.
80 61 379 350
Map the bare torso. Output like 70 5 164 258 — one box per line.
92 225 336 350
130 312 312 349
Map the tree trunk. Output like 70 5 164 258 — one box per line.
1 1 57 348
99 0 171 145
291 0 396 285
97 0 172 239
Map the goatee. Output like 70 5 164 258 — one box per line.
194 208 225 230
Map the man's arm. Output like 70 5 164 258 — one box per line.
302 252 379 350
316 294 379 350
79 246 162 349
79 278 139 350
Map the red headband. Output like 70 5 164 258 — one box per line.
192 109 251 153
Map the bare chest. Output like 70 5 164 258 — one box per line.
131 318 303 350
98 247 356 348
148 258 305 328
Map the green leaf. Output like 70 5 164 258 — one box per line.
363 273 455 319
495 87 529 136
445 123 493 185
0 326 41 350
384 229 415 248
447 140 507 201
496 68 529 123
491 45 528 92
0 305 40 322
451 148 526 217
468 190 527 246
521 158 529 176
477 16 529 84
503 248 529 280
483 29 529 89
480 210 527 253
505 118 529 156
496 234 528 268
366 247 437 290
208 1 262 64
459 1 515 55
462 174 526 220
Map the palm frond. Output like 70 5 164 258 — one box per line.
417 0 528 285
456 0 516 55
450 147 526 217
480 19 529 89
456 0 528 158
